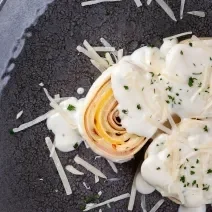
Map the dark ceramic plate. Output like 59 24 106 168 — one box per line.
1 0 212 211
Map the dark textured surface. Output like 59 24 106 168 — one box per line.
1 0 212 211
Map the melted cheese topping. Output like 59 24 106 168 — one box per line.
141 119 212 207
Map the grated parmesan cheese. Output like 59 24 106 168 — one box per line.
149 199 164 212
45 137 72 195
81 0 121 6
83 182 91 190
83 193 130 211
187 11 206 18
163 31 192 40
180 0 185 19
141 195 147 212
95 175 100 183
16 110 23 119
13 110 56 133
128 175 137 211
133 0 142 7
65 165 84 175
74 155 107 179
147 0 153 5
155 0 177 22
107 160 118 173
93 47 115 52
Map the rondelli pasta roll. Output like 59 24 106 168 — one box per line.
141 119 212 208
81 67 147 163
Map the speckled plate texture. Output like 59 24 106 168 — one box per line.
1 0 212 211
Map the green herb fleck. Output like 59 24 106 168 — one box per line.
180 175 185 183
184 167 187 170
84 194 99 204
124 85 129 90
150 72 154 77
196 159 199 164
73 143 78 149
193 63 196 67
203 185 210 191
166 86 172 92
203 125 208 132
156 167 161 170
167 154 170 158
122 109 128 114
67 104 76 111
194 148 198 151
180 51 183 55
137 104 142 110
198 82 202 87
192 72 202 75
189 42 193 47
190 171 195 175
176 93 179 96
192 180 196 186
142 87 144 91
179 148 181 151
188 77 197 87
191 166 195 168
186 158 189 162
166 100 170 104
187 183 190 186
9 129 15 135
210 57 212 61
207 169 212 174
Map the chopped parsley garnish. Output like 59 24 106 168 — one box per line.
186 158 189 162
9 129 15 135
196 159 199 164
168 95 175 103
184 184 187 187
203 185 210 191
166 100 170 104
180 164 183 169
188 77 197 87
156 167 161 170
166 86 172 91
196 184 199 188
150 72 154 77
190 171 195 175
207 169 212 174
192 180 196 186
180 176 185 183
122 109 128 114
198 82 202 87
142 87 144 91
180 50 183 55
203 125 208 132
73 143 79 149
184 167 186 170
187 183 190 186
193 63 196 66
179 148 181 151
67 104 76 111
84 194 99 204
210 57 212 61
194 148 198 151
192 72 202 75
167 154 170 158
191 166 195 168
176 93 179 96
189 42 193 47
124 85 129 90
156 144 159 146
137 104 141 110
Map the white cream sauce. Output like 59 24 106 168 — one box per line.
135 171 155 194
47 97 84 152
77 87 85 95
141 119 212 207
111 60 167 138
178 205 206 212
162 42 212 119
